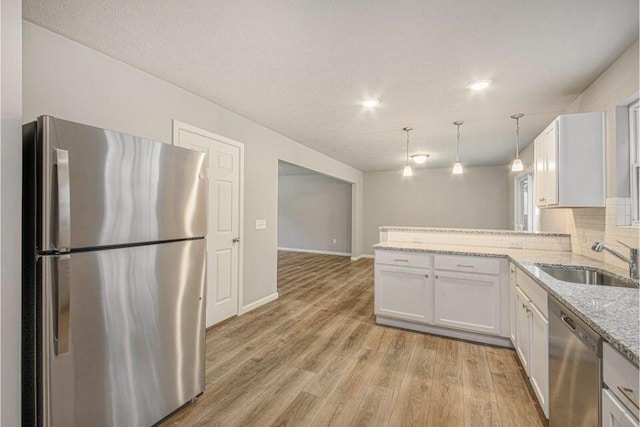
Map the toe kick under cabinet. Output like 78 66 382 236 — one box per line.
374 250 510 346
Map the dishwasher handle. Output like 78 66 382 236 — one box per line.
561 314 576 331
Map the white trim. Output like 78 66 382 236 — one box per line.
376 316 513 348
351 254 374 261
278 247 351 257
172 120 246 320
239 292 279 315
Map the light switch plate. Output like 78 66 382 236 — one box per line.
256 219 267 230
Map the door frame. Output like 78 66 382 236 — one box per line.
172 120 245 317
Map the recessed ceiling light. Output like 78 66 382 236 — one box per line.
467 79 492 91
362 99 380 108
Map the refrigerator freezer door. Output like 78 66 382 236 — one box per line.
38 116 207 251
41 239 206 427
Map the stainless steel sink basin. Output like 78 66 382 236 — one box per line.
536 264 638 289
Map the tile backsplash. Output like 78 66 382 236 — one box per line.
381 228 571 252
567 198 639 270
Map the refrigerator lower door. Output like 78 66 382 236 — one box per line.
41 239 206 427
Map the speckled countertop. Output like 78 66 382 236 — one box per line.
373 241 640 366
379 226 570 237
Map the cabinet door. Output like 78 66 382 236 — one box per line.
602 389 640 427
544 121 559 206
509 264 517 345
433 271 500 335
515 287 531 375
530 302 549 418
534 135 546 207
375 265 431 323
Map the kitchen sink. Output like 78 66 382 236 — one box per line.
536 264 638 289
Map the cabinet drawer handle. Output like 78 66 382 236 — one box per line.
618 386 640 410
425 274 429 278
394 259 409 262
435 275 439 279
456 263 475 268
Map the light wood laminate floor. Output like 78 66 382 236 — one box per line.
162 251 546 426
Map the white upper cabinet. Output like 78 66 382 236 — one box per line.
534 112 605 208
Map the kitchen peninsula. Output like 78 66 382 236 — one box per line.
374 226 639 419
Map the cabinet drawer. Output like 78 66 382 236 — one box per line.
434 254 500 275
516 268 548 317
375 250 431 269
604 342 640 419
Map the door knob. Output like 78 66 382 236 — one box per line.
232 237 240 243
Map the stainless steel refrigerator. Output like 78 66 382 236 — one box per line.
22 116 208 426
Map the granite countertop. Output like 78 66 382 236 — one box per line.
373 241 640 366
379 226 570 238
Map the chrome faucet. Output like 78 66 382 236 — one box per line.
591 241 639 279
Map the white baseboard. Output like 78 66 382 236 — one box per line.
278 247 351 257
239 292 278 315
350 254 374 261
376 316 513 348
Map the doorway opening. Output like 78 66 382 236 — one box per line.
277 161 353 257
515 169 539 232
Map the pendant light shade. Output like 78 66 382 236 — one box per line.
511 113 525 172
511 158 524 172
402 127 413 176
452 121 464 175
452 162 463 174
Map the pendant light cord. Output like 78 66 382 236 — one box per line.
515 116 520 158
456 123 461 162
406 129 410 164
510 113 524 160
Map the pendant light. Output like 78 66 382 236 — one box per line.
402 127 413 176
452 120 464 174
511 113 525 172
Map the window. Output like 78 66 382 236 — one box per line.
630 100 640 225
515 170 539 232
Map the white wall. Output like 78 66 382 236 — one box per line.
1 0 23 424
363 165 509 254
22 22 364 310
278 172 352 254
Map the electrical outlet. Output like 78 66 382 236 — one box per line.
332 238 337 245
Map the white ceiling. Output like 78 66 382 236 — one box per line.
24 1 639 171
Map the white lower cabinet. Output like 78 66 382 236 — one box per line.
509 263 517 345
375 264 431 323
434 270 500 335
514 270 549 419
602 389 639 427
529 302 549 416
515 286 531 375
603 342 640 426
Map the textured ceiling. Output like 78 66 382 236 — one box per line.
24 1 639 171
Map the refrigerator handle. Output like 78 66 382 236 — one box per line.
53 148 71 252
53 255 71 355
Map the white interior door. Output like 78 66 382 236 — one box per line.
173 121 243 327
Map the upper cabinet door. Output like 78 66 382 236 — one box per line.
533 112 604 208
544 121 559 206
534 135 546 207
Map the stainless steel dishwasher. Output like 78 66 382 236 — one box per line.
549 296 602 426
